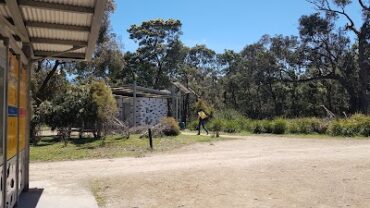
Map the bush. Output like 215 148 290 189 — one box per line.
288 118 328 134
223 120 241 133
261 120 273 133
188 120 199 131
328 114 370 137
213 109 250 131
129 126 150 135
272 119 287 134
195 100 214 118
160 117 180 136
214 109 244 120
188 111 370 137
250 120 273 134
251 121 264 134
210 119 224 137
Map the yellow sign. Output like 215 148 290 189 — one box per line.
7 52 18 159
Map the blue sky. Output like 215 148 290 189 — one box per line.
111 0 363 53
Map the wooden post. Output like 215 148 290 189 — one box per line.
23 43 32 192
133 79 137 127
1 38 9 208
171 85 176 118
15 54 20 202
148 128 153 150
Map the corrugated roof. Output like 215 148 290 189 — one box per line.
28 27 89 41
35 0 96 7
21 7 93 27
33 43 86 53
0 4 10 17
112 86 172 98
0 0 107 61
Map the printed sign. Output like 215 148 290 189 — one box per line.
7 52 18 159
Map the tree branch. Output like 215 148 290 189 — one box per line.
308 0 361 35
359 0 370 12
36 60 60 102
281 72 337 83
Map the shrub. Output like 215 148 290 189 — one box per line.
272 119 287 134
223 120 241 133
329 120 342 136
288 118 328 134
328 114 370 137
250 120 273 134
160 117 180 136
211 119 224 137
251 121 264 134
195 100 214 118
214 109 244 120
261 120 273 133
188 120 199 131
129 126 150 135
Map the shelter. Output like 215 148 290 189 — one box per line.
0 0 107 207
112 82 198 128
112 85 171 127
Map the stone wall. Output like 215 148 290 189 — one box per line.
136 98 168 126
115 96 168 127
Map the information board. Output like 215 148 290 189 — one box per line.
7 52 18 159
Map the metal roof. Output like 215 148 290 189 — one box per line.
112 85 172 98
0 0 107 61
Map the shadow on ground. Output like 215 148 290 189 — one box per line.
33 136 101 147
17 188 44 208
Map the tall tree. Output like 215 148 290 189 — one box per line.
75 0 124 82
307 0 370 113
128 19 183 89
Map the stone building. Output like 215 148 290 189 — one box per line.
112 83 197 127
112 85 171 127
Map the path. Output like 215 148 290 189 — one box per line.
19 135 370 207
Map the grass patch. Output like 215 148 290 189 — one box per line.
30 133 229 162
90 179 107 208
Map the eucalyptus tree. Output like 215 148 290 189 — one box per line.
128 19 183 89
306 0 370 113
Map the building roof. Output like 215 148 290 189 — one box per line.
171 81 200 96
112 85 172 98
0 0 107 61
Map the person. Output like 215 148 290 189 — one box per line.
197 110 209 135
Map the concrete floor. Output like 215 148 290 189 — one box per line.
17 181 98 208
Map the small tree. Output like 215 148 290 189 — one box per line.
89 80 118 138
212 119 224 137
195 99 214 118
48 85 89 146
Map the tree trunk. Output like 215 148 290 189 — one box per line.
36 61 60 103
337 77 360 114
358 24 370 114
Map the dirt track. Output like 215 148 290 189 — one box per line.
30 135 370 208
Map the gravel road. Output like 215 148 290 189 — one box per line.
28 135 370 208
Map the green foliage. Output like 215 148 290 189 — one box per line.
34 80 117 141
160 117 181 136
251 121 264 134
127 18 183 89
288 118 328 134
329 114 370 137
272 119 287 134
188 109 370 138
209 119 224 137
89 80 117 123
188 120 199 131
210 119 224 132
223 120 242 133
195 99 214 117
